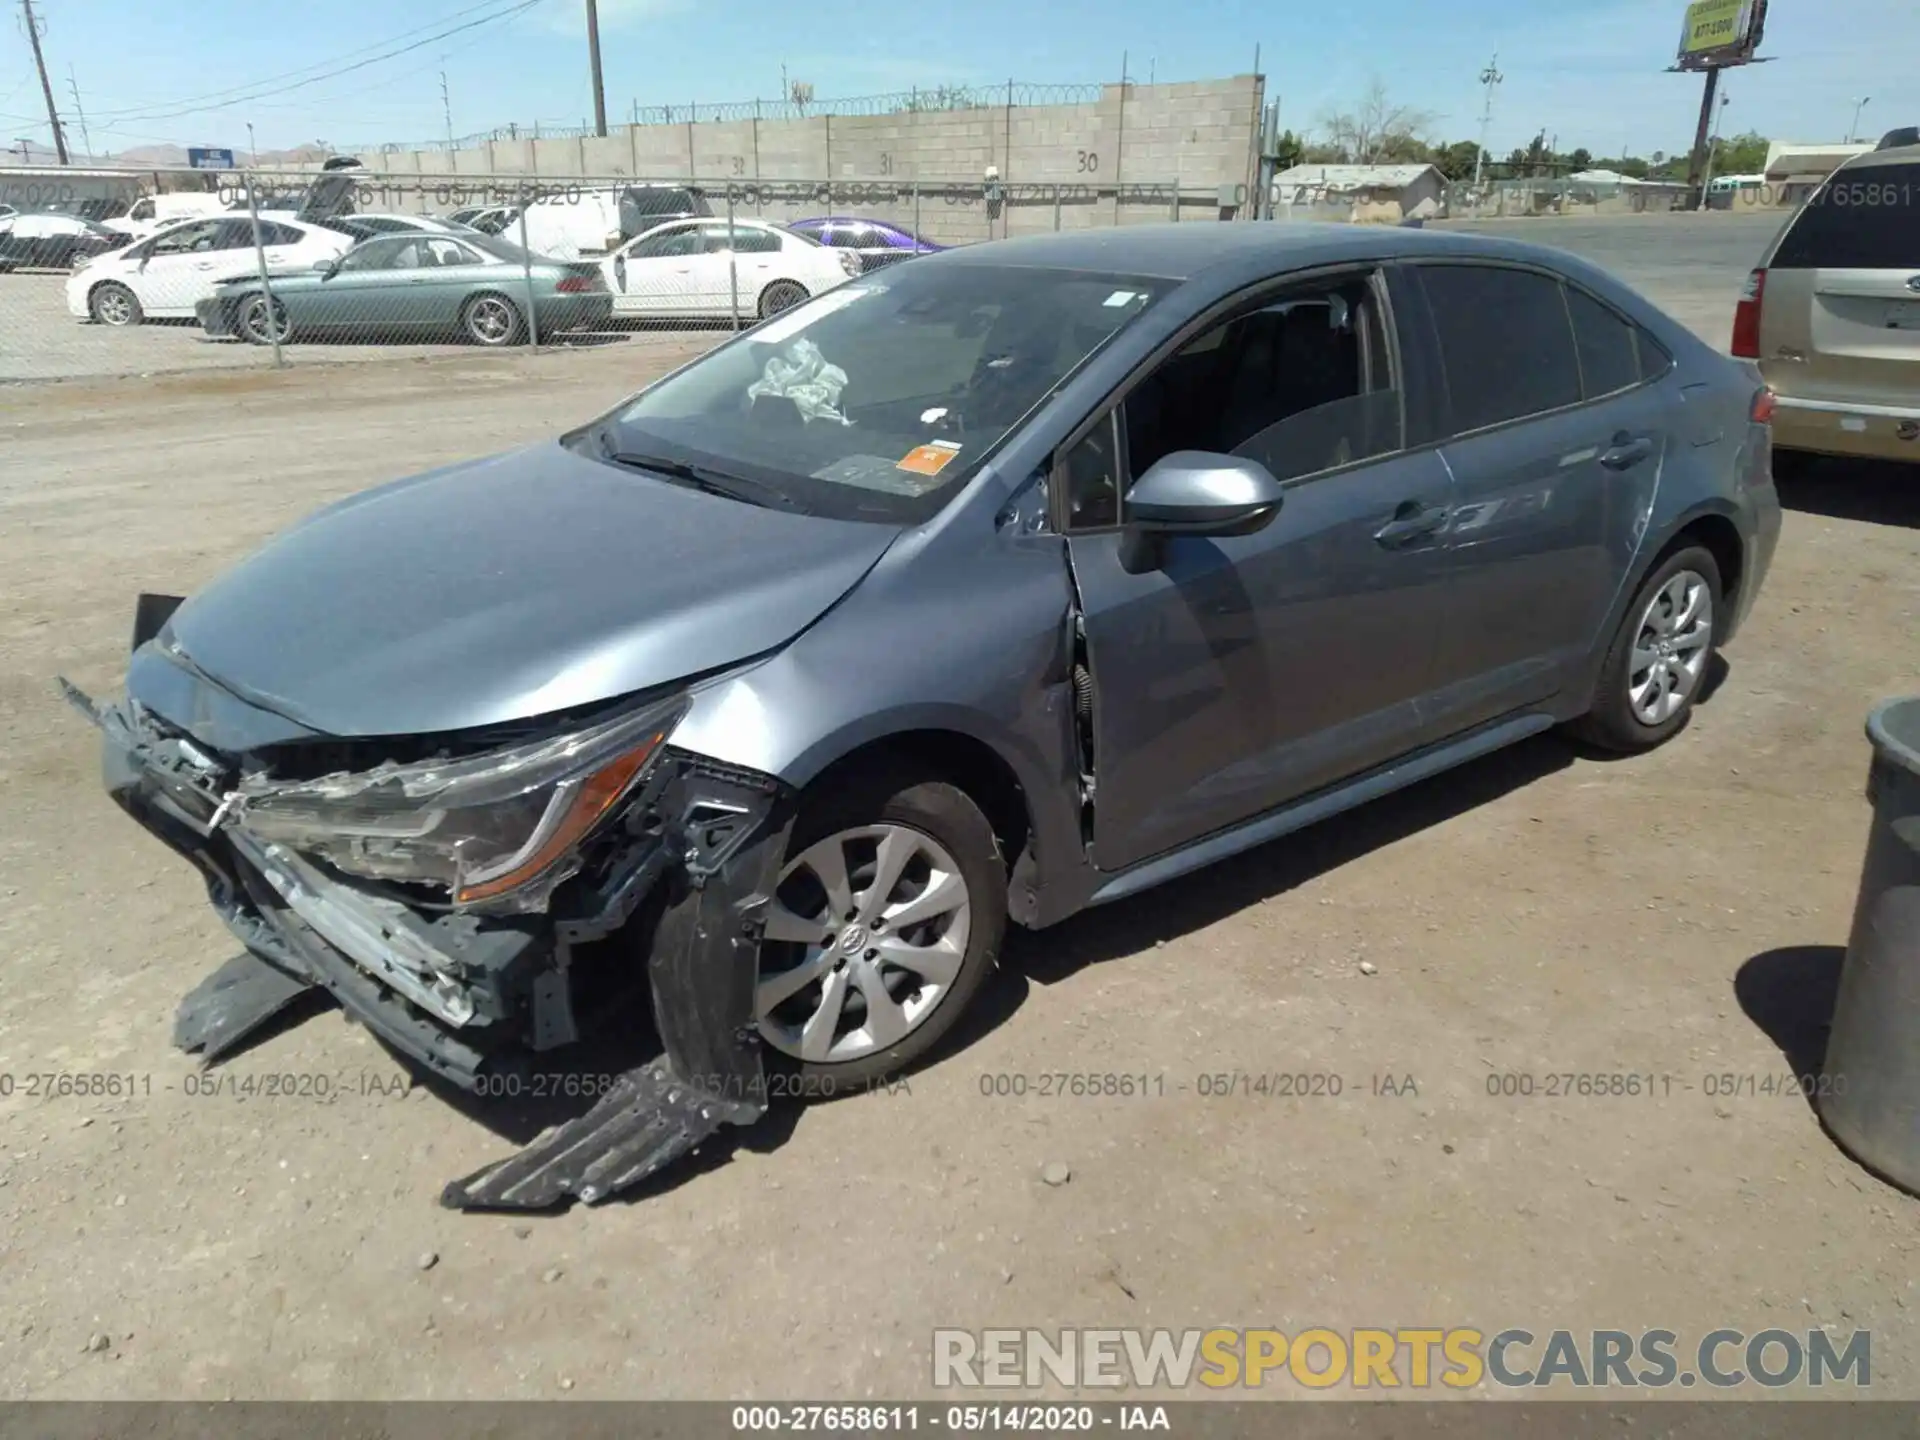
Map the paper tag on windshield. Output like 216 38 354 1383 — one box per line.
1104 290 1140 307
897 440 963 477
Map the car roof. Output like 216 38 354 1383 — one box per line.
1839 142 1920 172
927 221 1589 282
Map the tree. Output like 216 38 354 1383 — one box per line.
1713 128 1769 175
1568 147 1593 172
1270 128 1306 170
789 80 815 115
1432 139 1484 180
1317 79 1436 165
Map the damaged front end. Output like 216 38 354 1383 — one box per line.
63 621 793 1211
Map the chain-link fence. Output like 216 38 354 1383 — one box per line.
1 166 1241 382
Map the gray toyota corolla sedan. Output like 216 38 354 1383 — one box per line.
67 222 1781 1209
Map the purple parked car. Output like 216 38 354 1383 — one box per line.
786 216 946 272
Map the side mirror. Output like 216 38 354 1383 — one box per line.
1118 451 1284 574
312 257 338 278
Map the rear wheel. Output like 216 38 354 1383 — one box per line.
757 280 808 320
754 768 1005 1091
1570 545 1722 752
89 281 142 327
462 293 523 346
238 293 291 346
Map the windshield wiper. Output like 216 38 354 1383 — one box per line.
597 431 803 513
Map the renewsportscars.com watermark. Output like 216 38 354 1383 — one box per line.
932 1328 1871 1391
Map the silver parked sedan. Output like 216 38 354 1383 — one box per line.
70 223 1780 1209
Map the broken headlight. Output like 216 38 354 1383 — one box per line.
235 693 686 910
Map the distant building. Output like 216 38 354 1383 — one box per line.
1269 163 1447 223
1764 141 1877 203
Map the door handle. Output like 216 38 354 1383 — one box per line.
1374 501 1448 548
1600 434 1654 470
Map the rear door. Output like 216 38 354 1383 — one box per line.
1408 261 1666 737
1762 160 1920 411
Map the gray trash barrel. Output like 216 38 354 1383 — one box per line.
1819 696 1920 1193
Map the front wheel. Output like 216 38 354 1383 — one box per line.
754 768 1005 1091
238 293 291 346
1570 545 1722 752
89 281 142 327
462 293 524 346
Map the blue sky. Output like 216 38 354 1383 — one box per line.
1 0 1913 159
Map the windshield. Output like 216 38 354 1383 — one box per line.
603 262 1169 523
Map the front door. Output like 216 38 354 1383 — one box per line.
1063 269 1454 874
611 223 703 316
133 219 236 314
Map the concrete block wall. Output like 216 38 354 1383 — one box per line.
372 73 1262 199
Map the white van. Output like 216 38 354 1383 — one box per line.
512 183 710 260
103 192 229 243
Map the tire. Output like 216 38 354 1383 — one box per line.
89 281 142 327
754 765 1006 1091
237 292 291 346
757 279 808 321
461 292 524 347
1570 544 1722 752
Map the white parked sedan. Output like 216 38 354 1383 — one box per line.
598 219 857 322
66 215 353 327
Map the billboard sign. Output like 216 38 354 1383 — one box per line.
187 147 236 170
1676 0 1767 70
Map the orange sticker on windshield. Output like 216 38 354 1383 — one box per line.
897 441 962 477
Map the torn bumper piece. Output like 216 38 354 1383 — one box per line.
71 675 794 1210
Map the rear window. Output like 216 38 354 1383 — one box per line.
1772 168 1920 269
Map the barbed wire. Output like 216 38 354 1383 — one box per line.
373 82 1110 152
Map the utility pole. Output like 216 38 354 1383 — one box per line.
584 0 608 137
1700 88 1731 200
1472 53 1502 189
440 68 455 148
64 64 90 159
1683 65 1721 208
1847 96 1870 144
20 0 70 165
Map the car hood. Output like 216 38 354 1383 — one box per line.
155 440 899 740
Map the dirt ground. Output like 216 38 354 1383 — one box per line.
2 218 1918 1401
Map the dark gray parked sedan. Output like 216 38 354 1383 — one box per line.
69 223 1780 1209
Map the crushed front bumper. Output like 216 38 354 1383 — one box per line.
67 663 793 1210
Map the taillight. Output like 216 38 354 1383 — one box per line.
1750 387 1776 425
555 275 600 293
1731 268 1765 359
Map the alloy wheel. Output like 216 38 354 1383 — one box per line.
756 824 972 1064
1628 569 1713 726
466 296 516 345
93 285 135 326
241 295 290 345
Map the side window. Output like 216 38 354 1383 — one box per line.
1420 264 1582 433
1118 272 1404 491
1635 328 1673 383
424 238 480 266
1564 285 1641 399
632 226 699 260
149 220 222 256
266 222 306 246
336 236 407 273
729 228 781 254
211 220 257 251
129 198 154 221
1059 412 1122 529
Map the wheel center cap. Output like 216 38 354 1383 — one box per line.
840 925 869 953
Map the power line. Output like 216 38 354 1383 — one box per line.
65 63 90 157
85 0 541 125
